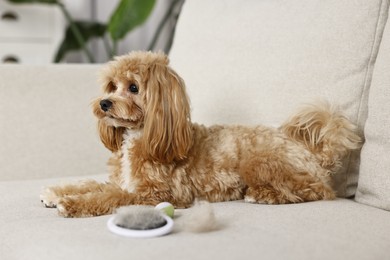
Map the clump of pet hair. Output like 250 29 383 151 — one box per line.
176 200 217 233
114 206 167 230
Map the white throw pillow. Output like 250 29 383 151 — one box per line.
170 0 390 197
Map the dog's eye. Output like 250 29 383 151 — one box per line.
129 84 139 94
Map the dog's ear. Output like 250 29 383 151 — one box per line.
142 63 193 163
97 120 125 152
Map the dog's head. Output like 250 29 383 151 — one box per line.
92 51 193 163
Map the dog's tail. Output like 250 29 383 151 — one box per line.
280 101 362 171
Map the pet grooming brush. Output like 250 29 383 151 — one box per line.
107 202 174 238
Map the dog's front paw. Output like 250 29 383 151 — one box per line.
57 196 88 218
57 196 103 218
40 187 59 208
57 194 118 218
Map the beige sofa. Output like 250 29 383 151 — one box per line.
1 0 390 259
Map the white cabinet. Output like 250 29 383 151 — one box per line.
0 1 63 64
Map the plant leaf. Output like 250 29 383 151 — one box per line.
108 0 156 41
54 21 106 62
6 0 58 4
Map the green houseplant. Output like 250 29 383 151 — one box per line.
7 0 182 63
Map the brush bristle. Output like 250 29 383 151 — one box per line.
114 206 167 230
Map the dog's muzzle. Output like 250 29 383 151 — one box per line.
100 99 113 112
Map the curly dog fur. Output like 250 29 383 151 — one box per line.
40 51 361 217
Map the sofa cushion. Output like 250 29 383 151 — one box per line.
355 9 390 211
1 175 390 260
0 65 109 181
169 0 390 197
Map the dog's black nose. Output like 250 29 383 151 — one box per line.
100 99 113 112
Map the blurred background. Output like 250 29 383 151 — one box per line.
0 0 184 64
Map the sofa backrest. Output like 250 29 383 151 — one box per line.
169 0 390 197
0 65 109 180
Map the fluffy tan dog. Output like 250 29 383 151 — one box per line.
40 51 361 217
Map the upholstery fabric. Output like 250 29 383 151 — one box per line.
1 175 390 260
0 65 109 181
355 8 390 210
170 0 390 197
